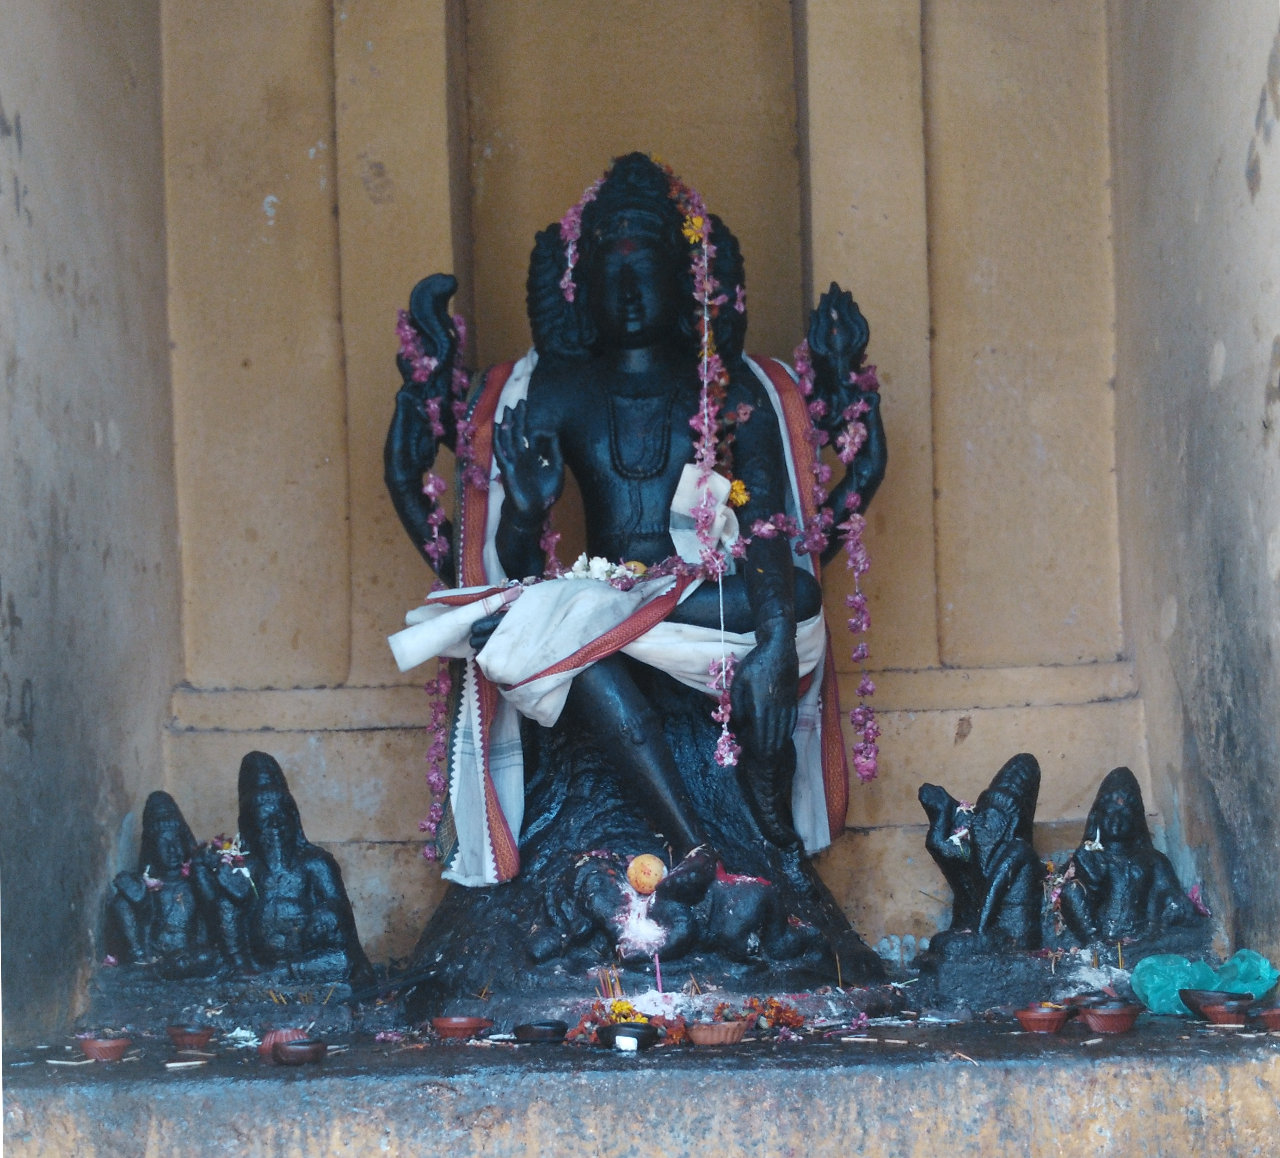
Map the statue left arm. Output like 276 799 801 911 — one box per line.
728 375 800 756
805 283 887 566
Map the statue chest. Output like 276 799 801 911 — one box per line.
561 389 698 516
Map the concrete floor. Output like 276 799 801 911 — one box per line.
6 1018 1280 1156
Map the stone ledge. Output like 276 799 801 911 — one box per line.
168 662 1137 732
6 1021 1278 1157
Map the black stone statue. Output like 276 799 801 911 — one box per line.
1057 766 1202 945
386 154 889 1011
919 753 1045 951
106 791 219 978
203 752 374 988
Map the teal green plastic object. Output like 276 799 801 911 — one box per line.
1131 950 1279 1015
1214 949 1280 997
1131 955 1216 1015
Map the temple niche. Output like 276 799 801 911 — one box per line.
22 0 1280 1061
157 0 1141 986
14 1 1280 1152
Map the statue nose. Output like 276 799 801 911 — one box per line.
618 264 641 304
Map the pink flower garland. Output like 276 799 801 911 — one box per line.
395 312 481 570
791 339 880 783
709 656 740 766
418 661 453 861
558 177 604 302
674 180 742 764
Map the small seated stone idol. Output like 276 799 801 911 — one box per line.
203 752 374 988
919 753 1045 951
106 791 219 978
384 152 889 1006
1056 766 1202 944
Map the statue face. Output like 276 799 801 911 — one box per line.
151 821 187 872
1097 793 1136 842
250 789 296 855
586 237 683 349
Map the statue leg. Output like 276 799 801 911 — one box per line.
563 653 706 857
667 567 822 632
108 895 148 964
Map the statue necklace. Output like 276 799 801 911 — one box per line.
606 384 679 480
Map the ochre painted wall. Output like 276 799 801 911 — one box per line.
0 3 182 1043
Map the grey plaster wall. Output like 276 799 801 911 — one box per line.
0 3 180 1043
1111 2 1280 954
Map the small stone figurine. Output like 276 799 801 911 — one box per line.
106 791 219 978
919 753 1045 951
204 752 374 988
1057 766 1202 944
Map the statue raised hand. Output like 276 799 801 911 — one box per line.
385 273 464 584
807 283 886 562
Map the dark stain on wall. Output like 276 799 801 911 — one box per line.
1175 544 1280 954
1247 27 1280 200
1246 140 1262 199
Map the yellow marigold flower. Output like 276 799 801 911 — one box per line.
608 999 647 1024
728 479 751 508
682 214 705 244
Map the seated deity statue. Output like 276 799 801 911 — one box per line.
202 752 375 988
919 753 1045 951
384 153 886 988
1057 766 1202 944
106 791 219 978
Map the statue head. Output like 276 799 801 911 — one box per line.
974 752 1040 845
139 791 196 874
527 152 747 364
1083 766 1150 848
237 751 307 861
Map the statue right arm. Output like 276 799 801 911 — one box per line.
918 783 962 859
493 396 564 581
385 274 462 585
113 871 147 906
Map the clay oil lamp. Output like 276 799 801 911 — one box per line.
687 1020 749 1046
1014 1003 1071 1034
166 1024 214 1051
1178 989 1251 1020
1250 1005 1280 1031
1199 996 1253 1026
596 1022 661 1052
77 1035 133 1062
513 1020 568 1044
258 1027 309 1060
1079 1001 1141 1034
273 1038 328 1065
431 1016 494 1040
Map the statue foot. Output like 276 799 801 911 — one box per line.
529 926 567 963
654 844 717 905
